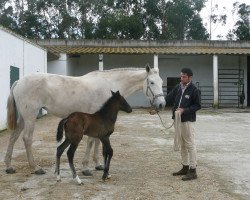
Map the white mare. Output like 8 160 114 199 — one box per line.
5 65 166 175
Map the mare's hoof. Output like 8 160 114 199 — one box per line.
6 167 16 174
34 168 46 175
82 170 93 176
95 165 104 171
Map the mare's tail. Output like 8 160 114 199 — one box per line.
56 118 68 142
7 81 18 130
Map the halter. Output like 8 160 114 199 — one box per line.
146 77 173 131
146 78 164 108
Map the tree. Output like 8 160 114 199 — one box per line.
227 2 250 40
207 2 227 39
94 0 145 39
144 0 209 40
0 0 19 31
0 0 209 40
186 14 209 40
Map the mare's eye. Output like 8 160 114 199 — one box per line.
151 81 154 85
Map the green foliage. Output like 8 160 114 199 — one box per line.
227 2 250 40
0 6 18 30
0 0 209 40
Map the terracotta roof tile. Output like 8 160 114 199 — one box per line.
43 46 250 55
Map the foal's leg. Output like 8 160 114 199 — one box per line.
93 138 104 170
82 137 95 176
22 118 46 174
55 139 71 182
67 143 82 185
101 137 113 180
5 116 24 174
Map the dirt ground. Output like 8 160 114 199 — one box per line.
0 108 249 200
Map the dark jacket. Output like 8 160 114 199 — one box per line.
165 82 201 122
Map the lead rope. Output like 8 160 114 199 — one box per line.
156 111 174 130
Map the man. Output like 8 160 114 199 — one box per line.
150 68 201 181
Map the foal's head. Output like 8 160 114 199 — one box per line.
111 91 132 113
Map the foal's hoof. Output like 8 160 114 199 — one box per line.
82 170 93 176
102 173 111 181
34 168 46 175
6 167 16 174
75 175 83 185
56 176 61 182
95 165 104 171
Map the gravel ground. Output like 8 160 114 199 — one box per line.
0 108 249 200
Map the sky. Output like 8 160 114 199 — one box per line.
200 0 249 40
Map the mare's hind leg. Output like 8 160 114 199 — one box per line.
93 138 104 171
82 137 95 176
55 138 70 182
5 116 24 174
67 143 82 185
22 118 45 174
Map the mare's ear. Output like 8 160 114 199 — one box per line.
145 64 151 73
111 90 115 96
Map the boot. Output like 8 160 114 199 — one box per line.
182 168 197 181
172 165 189 176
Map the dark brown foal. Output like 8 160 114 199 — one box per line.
55 91 132 184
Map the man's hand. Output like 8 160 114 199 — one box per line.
176 108 184 114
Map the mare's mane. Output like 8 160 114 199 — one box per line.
96 68 143 73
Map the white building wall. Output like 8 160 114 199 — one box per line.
24 42 47 74
159 54 248 106
159 54 247 88
48 53 67 75
47 53 248 108
159 55 213 86
0 28 47 131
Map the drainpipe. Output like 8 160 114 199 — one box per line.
154 54 158 70
99 54 103 71
213 55 219 108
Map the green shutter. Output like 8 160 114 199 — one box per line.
10 66 19 87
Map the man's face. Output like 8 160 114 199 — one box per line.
180 72 192 85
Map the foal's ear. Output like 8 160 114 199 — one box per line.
111 90 120 97
116 90 120 96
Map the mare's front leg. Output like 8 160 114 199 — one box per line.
93 138 104 170
82 137 95 176
5 116 24 174
101 136 113 180
22 118 45 175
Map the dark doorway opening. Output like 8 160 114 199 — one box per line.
166 77 180 106
167 77 180 93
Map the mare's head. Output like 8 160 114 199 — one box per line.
111 91 132 113
143 64 166 110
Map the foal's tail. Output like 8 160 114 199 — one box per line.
7 81 18 130
56 118 68 142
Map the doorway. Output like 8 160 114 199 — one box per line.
167 77 180 93
166 77 180 106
